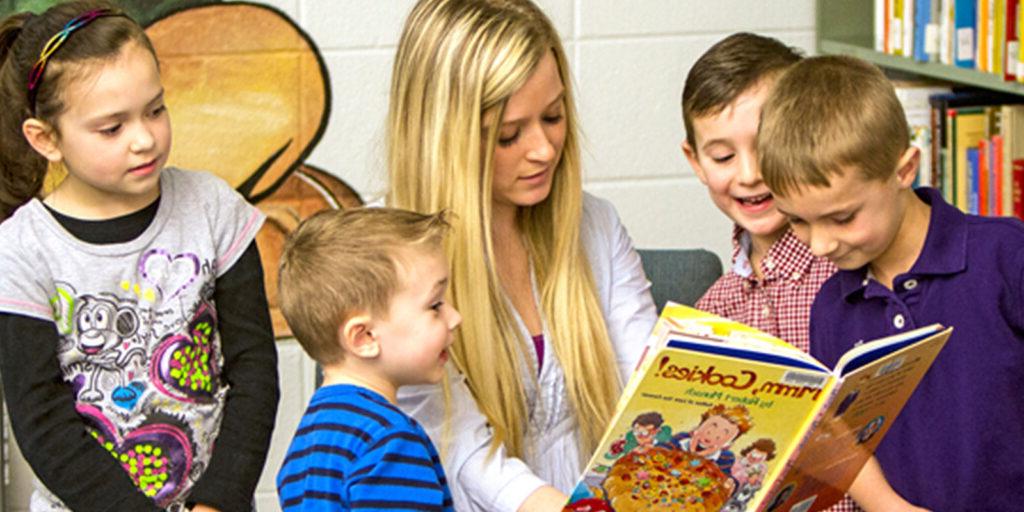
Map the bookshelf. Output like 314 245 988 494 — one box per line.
816 0 1024 96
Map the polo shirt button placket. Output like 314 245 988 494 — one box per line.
903 279 918 291
893 313 906 329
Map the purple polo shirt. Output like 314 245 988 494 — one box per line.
809 187 1024 510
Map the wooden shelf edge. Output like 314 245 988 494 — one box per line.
819 39 1024 95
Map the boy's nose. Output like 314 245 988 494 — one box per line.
447 305 462 329
736 153 760 185
808 228 838 258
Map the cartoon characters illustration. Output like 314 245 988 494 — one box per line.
607 411 673 457
70 294 147 402
665 403 753 473
722 438 778 511
732 437 776 487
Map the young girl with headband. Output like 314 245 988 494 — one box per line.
388 0 658 510
0 2 278 510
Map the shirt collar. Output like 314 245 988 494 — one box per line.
838 187 967 299
731 225 818 282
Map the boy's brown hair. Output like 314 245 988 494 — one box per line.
278 207 450 365
682 32 802 149
759 55 910 196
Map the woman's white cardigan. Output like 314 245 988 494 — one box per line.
397 193 658 511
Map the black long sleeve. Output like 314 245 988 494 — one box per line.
0 313 162 511
185 241 279 512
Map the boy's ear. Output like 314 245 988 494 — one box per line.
22 118 63 163
340 313 381 359
894 146 921 188
682 141 709 185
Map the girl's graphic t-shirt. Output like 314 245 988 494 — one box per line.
0 168 264 510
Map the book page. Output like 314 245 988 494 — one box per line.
761 327 951 512
564 334 833 512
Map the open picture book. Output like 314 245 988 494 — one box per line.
562 304 952 512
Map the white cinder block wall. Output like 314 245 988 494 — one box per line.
3 1 816 510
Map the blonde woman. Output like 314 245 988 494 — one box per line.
389 1 657 511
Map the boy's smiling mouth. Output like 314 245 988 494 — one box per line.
736 192 772 206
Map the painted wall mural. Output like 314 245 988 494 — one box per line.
6 0 363 337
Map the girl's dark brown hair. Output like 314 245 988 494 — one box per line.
0 0 154 221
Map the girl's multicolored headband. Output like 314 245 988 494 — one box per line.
27 8 120 110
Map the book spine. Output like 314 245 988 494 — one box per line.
917 0 934 60
907 0 917 55
1019 0 1024 80
979 0 990 71
1008 0 1020 80
955 0 978 67
995 0 1006 76
878 0 889 51
895 0 906 55
1014 159 1024 218
993 134 1005 214
967 146 980 214
980 140 990 215
946 108 957 204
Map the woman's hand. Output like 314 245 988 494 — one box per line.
518 485 568 512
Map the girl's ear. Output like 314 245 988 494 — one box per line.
22 119 63 162
340 313 381 359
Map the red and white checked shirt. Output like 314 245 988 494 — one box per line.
696 225 836 353
696 226 860 512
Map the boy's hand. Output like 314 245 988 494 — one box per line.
849 457 931 512
190 505 221 512
517 485 568 512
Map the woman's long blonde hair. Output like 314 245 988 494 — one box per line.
387 0 620 460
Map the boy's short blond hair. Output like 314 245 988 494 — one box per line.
278 207 449 365
682 32 803 149
759 55 910 196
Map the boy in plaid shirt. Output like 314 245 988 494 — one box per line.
681 33 853 512
681 32 837 354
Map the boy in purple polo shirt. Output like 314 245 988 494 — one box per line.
758 55 1024 510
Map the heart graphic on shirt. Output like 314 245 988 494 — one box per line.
77 404 192 507
49 285 76 335
150 303 218 402
139 249 200 300
111 381 147 411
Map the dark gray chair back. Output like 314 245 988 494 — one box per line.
637 248 723 310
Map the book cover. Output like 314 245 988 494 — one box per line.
563 306 951 512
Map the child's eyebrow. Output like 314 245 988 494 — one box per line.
87 89 165 123
431 278 449 296
699 138 733 151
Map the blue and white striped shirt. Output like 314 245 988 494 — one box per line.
277 384 454 511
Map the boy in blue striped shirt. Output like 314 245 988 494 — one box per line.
276 208 461 511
